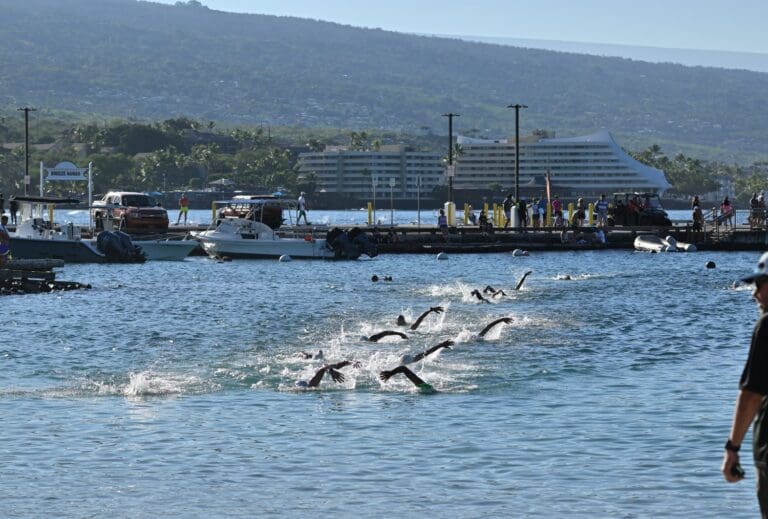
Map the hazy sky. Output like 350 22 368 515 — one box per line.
151 0 768 54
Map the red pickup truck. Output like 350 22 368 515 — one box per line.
92 191 169 234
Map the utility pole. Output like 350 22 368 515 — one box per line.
441 113 460 204
507 104 527 201
17 107 37 196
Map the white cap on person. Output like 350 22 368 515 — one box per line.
742 251 768 283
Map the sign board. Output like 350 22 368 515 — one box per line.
446 165 455 177
389 178 396 188
44 161 88 181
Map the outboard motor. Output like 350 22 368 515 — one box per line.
325 228 361 260
348 227 378 258
96 231 146 263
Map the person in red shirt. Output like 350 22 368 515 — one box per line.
176 193 189 225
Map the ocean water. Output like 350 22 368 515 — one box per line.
3 215 764 516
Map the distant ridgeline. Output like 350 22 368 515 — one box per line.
1 0 767 162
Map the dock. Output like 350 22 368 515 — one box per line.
11 220 765 259
157 221 768 254
0 259 91 294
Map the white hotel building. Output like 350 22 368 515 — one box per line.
454 130 671 196
298 145 444 200
298 131 671 201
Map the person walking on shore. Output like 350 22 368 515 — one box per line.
297 192 309 225
722 252 768 515
176 192 189 225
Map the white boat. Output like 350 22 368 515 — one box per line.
197 217 334 259
131 238 199 261
9 196 145 264
634 234 697 252
196 199 377 260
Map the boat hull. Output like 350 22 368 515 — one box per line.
129 239 199 261
198 235 333 259
10 236 110 263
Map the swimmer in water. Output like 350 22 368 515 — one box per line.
478 317 513 338
484 270 532 296
396 306 445 330
470 289 491 303
379 365 435 393
400 340 454 365
296 350 323 360
483 286 507 298
295 360 359 388
515 270 533 290
363 330 409 342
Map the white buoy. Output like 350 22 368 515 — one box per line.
436 252 448 260
279 255 292 262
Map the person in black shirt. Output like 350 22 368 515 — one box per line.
723 251 768 515
9 196 18 225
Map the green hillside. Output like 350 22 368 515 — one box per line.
1 0 767 162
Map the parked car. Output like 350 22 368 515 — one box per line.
608 192 671 227
92 191 169 234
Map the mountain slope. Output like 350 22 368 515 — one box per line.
0 0 767 161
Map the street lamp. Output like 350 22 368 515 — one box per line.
372 176 378 224
441 113 459 204
389 177 396 226
17 106 37 195
507 103 528 201
417 175 422 228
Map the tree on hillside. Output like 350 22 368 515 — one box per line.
189 143 220 186
0 150 23 192
88 153 137 193
349 131 369 151
306 138 324 152
138 146 188 191
159 118 198 135
633 145 720 196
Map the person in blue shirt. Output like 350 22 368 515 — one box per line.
595 194 609 227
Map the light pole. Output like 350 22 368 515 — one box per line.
17 106 36 195
417 175 421 228
507 104 527 201
441 113 459 204
389 177 395 226
372 176 378 224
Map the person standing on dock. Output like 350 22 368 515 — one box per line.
518 199 528 229
722 252 768 515
8 196 17 225
552 195 563 228
297 192 309 225
503 194 514 229
595 194 609 227
0 215 10 267
721 197 734 229
176 192 189 225
438 208 448 237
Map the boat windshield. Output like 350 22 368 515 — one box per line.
122 195 155 207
